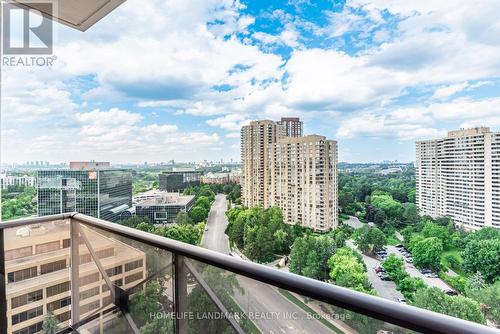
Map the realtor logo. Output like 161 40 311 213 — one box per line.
1 1 53 55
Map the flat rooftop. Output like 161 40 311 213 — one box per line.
134 190 195 206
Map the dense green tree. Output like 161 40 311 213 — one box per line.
353 225 387 254
160 223 204 245
176 211 194 225
226 206 306 262
140 317 174 334
373 209 387 226
1 186 37 221
412 287 485 324
289 235 336 281
119 215 152 228
398 276 426 301
466 280 500 322
42 311 59 334
190 205 208 223
412 237 443 270
462 238 500 283
370 193 404 219
421 221 450 249
136 221 154 232
129 281 166 327
195 196 211 210
402 203 419 225
382 254 406 282
467 272 486 290
328 248 374 294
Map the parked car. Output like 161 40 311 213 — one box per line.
380 274 392 281
395 244 404 248
405 258 413 263
425 273 438 278
421 268 432 274
374 266 385 273
443 289 458 296
397 298 407 304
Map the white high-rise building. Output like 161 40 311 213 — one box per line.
416 127 500 230
241 119 338 231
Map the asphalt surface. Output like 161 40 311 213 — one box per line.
343 216 364 229
201 194 335 334
386 245 451 290
200 194 230 254
346 240 404 302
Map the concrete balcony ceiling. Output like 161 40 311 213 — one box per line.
11 0 125 31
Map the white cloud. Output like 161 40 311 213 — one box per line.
337 97 500 140
431 82 469 100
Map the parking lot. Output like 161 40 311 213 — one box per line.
346 241 404 301
386 245 452 291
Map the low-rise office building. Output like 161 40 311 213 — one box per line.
159 171 202 192
134 190 195 224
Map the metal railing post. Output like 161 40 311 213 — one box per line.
70 218 81 326
0 229 8 334
174 254 188 334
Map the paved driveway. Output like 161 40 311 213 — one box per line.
346 241 403 301
385 246 451 290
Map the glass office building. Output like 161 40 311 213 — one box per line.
159 171 202 192
38 169 132 222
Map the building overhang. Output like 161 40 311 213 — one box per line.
10 0 125 31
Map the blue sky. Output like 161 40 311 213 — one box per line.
2 0 500 163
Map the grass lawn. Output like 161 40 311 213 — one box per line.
441 248 465 275
278 289 345 334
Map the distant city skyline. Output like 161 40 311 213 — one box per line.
2 0 500 163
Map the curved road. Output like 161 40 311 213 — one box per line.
201 194 337 334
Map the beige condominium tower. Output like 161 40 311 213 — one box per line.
241 120 285 208
241 119 338 231
270 135 338 231
416 127 500 230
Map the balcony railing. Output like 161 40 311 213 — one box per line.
0 213 497 334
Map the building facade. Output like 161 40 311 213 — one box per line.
0 175 36 189
200 171 241 184
37 168 132 222
278 117 303 137
416 127 500 230
159 171 202 192
241 119 338 231
134 190 195 224
5 220 146 334
270 135 338 231
241 120 285 208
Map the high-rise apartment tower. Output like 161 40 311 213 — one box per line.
241 119 338 231
416 127 500 230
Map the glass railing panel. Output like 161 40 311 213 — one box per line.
3 218 71 334
74 222 174 334
184 259 420 334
